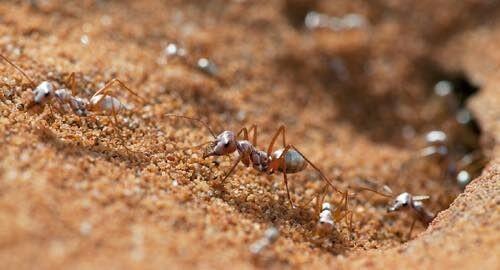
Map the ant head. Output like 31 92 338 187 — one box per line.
203 131 237 158
73 97 89 116
388 192 411 212
425 130 447 145
33 81 54 105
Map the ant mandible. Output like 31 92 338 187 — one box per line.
166 114 343 208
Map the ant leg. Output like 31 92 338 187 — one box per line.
340 190 354 233
248 124 257 146
92 78 146 103
111 112 131 152
289 145 342 195
318 185 329 214
66 72 76 93
333 191 347 221
237 124 258 146
272 145 295 208
0 54 35 87
101 95 130 152
236 127 249 140
221 156 242 182
266 125 293 206
266 125 285 156
293 183 328 211
346 211 354 234
408 217 417 240
282 166 294 208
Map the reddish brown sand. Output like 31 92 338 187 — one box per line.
0 1 498 269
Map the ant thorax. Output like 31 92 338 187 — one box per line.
235 140 269 172
388 192 412 212
250 149 270 172
33 81 54 104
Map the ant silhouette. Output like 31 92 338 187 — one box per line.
166 114 343 208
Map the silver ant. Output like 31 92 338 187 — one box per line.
401 130 485 188
162 43 222 83
1 54 145 149
400 130 450 178
249 227 279 255
166 115 343 208
355 179 434 239
316 186 353 234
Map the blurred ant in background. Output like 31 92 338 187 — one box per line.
401 130 487 188
165 114 345 208
249 227 279 255
402 78 487 188
162 43 223 83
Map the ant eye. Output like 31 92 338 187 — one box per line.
224 142 230 147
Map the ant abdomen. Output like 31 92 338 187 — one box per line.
271 148 308 174
89 94 126 114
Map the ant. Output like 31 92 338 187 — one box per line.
316 185 353 234
355 179 434 239
401 130 486 187
161 43 224 84
166 114 343 208
249 227 279 255
1 53 145 149
399 130 450 178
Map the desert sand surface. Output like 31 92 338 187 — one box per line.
0 1 499 269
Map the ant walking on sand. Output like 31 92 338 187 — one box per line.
354 179 434 239
1 53 145 149
315 185 353 234
166 114 343 208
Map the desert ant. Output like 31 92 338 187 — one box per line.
354 179 434 239
161 43 223 84
401 130 486 187
166 114 343 208
316 186 353 234
1 53 145 149
249 227 279 255
399 130 450 177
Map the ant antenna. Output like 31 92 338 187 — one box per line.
355 186 393 198
0 54 36 87
165 114 217 139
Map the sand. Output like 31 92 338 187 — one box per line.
0 1 498 269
